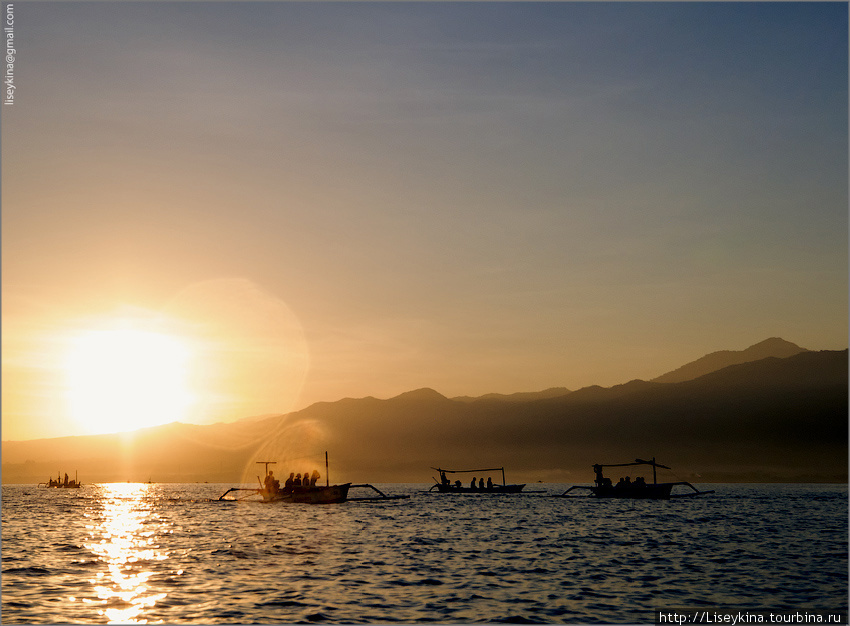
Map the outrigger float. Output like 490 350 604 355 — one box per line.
429 466 526 493
218 454 408 504
555 458 714 499
39 471 81 489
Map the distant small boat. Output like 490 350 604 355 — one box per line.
556 458 714 500
429 466 526 493
39 471 81 489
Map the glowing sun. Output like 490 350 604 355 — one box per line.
65 328 195 434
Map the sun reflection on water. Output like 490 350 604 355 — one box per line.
84 483 168 623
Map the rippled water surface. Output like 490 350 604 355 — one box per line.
2 483 846 623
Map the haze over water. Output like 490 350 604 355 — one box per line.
2 483 846 623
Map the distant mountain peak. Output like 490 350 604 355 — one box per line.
652 337 808 384
389 388 448 402
743 337 807 356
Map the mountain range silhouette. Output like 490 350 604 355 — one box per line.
3 339 846 484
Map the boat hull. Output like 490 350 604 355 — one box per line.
590 483 674 499
262 483 351 504
431 483 526 494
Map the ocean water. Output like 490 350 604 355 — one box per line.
1 483 846 624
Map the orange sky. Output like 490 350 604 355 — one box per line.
2 3 847 441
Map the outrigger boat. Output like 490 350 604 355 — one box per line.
429 466 526 493
218 453 408 504
556 458 714 499
39 471 81 489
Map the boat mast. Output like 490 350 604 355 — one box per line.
325 451 329 487
256 461 276 478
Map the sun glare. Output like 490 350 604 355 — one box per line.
65 327 194 435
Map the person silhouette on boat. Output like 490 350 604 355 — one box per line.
264 471 279 494
593 464 605 487
486 477 493 490
470 477 477 490
440 471 450 487
294 473 302 487
634 476 646 488
284 473 295 493
479 477 485 490
454 480 462 489
303 470 311 488
310 470 320 486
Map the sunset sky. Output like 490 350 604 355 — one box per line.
2 2 847 441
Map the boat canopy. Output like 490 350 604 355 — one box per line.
595 458 671 469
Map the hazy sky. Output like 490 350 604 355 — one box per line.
3 2 847 441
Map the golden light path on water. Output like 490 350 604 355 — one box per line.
81 483 170 623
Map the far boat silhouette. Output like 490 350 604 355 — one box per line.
556 458 714 499
39 471 81 489
429 466 526 493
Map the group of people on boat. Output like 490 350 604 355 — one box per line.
440 471 496 491
614 476 647 489
592 464 647 491
263 469 321 495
